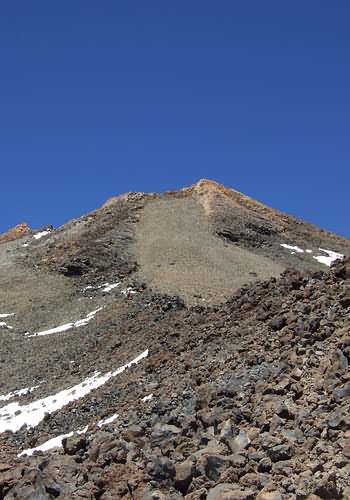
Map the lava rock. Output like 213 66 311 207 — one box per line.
267 444 294 462
146 456 176 481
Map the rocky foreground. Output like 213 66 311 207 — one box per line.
1 257 350 499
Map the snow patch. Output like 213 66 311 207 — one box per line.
33 230 51 240
82 282 135 297
0 313 14 329
142 393 153 402
0 349 148 433
121 287 137 297
25 307 103 337
0 322 13 330
82 283 108 292
0 386 39 402
82 282 121 293
280 244 304 254
18 426 89 457
98 413 118 426
281 244 344 267
313 248 344 267
19 412 119 457
102 283 120 292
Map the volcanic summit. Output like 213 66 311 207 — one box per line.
0 180 349 499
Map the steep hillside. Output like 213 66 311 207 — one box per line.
0 180 349 499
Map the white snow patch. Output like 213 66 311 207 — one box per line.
0 322 13 330
101 283 120 292
82 282 121 293
0 349 148 433
121 287 137 297
0 314 15 319
74 308 104 328
280 244 304 254
18 412 120 456
281 244 344 267
33 230 51 240
313 248 344 267
98 414 118 426
18 426 89 457
82 283 108 292
142 393 153 402
0 386 39 402
25 307 103 337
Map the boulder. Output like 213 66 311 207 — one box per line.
174 459 194 494
146 456 176 481
267 444 294 462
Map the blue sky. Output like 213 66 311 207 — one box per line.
1 1 349 237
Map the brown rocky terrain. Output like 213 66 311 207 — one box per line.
0 180 349 499
0 223 31 243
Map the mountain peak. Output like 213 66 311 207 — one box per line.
184 178 240 196
0 182 349 497
193 177 231 190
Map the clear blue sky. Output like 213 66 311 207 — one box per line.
1 1 349 237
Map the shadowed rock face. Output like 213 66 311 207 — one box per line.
0 180 349 499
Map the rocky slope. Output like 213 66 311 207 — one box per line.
0 180 349 499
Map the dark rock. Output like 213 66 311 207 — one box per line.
340 296 350 308
151 423 182 446
327 411 345 429
267 444 294 462
62 434 86 455
196 453 231 481
60 262 88 276
313 477 342 499
333 383 350 401
257 457 272 472
174 459 194 494
270 317 287 331
5 469 53 500
275 402 291 419
146 456 176 481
